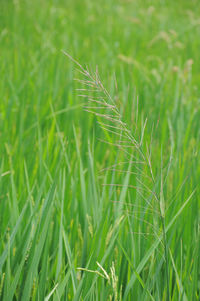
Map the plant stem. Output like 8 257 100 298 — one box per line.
161 216 170 301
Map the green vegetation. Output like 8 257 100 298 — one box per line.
0 0 199 300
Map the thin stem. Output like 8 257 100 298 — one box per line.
161 216 170 301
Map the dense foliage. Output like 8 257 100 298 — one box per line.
0 0 199 300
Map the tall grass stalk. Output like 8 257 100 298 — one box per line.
64 51 171 299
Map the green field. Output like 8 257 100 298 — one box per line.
0 0 200 300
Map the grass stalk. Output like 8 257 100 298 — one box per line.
65 52 174 299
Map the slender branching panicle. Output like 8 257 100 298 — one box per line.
63 51 187 300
